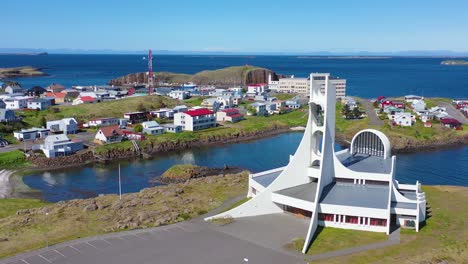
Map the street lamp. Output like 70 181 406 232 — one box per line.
45 212 49 248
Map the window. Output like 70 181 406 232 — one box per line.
319 213 334 221
345 216 359 224
370 218 387 226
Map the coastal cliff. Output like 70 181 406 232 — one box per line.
108 65 287 86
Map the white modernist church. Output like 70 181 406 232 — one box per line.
206 73 427 253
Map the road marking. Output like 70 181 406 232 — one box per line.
69 245 81 253
102 239 113 245
38 254 52 263
54 249 66 257
86 241 99 249
21 259 31 264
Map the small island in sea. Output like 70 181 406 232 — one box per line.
0 66 48 78
440 59 468 65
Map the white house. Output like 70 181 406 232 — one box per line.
216 109 244 123
4 97 28 110
160 124 182 133
174 108 216 131
249 102 267 116
247 83 267 95
391 112 415 126
168 90 190 100
46 118 78 134
88 117 119 127
40 134 83 158
264 101 277 114
5 86 23 94
173 105 188 113
13 128 50 141
95 126 123 143
142 121 164 135
206 73 426 254
150 108 174 119
411 99 426 112
0 109 19 122
27 98 52 110
72 96 97 105
405 95 424 103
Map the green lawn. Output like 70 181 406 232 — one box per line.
220 197 251 213
0 150 28 169
289 227 387 255
0 198 49 219
184 96 204 106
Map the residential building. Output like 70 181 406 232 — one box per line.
27 98 52 110
121 131 145 140
174 108 216 131
232 95 242 106
206 73 426 254
142 121 164 135
264 101 277 114
46 118 78 134
249 102 267 116
247 83 268 95
441 118 462 129
405 95 424 103
390 112 415 127
383 106 404 114
274 100 285 109
161 124 183 133
4 97 28 109
95 126 123 143
411 99 426 112
40 134 83 158
278 74 347 99
72 96 97 105
26 86 47 97
13 128 50 141
173 105 189 113
150 108 174 119
216 109 244 123
267 73 279 91
5 85 23 94
254 95 266 101
123 112 147 124
0 100 5 109
285 100 301 109
168 90 190 100
45 92 66 104
47 83 66 93
0 109 19 122
88 117 119 127
342 97 358 109
420 113 434 123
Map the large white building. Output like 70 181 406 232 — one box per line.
206 73 426 254
174 108 216 131
275 73 346 99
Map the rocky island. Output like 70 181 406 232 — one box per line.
440 60 468 65
109 65 287 86
0 66 48 78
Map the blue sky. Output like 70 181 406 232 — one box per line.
3 0 468 52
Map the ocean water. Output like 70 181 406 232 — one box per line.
1 54 468 98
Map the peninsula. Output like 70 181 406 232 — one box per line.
440 60 468 65
0 66 48 78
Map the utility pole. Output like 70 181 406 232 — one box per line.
118 163 122 200
45 212 49 247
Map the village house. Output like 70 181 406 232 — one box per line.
174 108 216 131
285 100 301 109
264 101 277 114
405 95 424 103
390 112 415 127
216 108 244 123
14 127 50 141
420 112 434 123
0 100 6 109
40 134 83 158
5 85 23 94
232 95 242 106
0 109 19 122
45 92 66 104
61 89 81 98
411 99 426 112
26 86 47 97
247 83 268 95
121 131 145 140
47 83 66 93
160 124 182 133
4 97 28 110
123 112 147 124
142 121 164 135
27 98 52 110
254 95 266 101
173 105 188 113
249 102 267 116
383 106 404 114
88 117 120 127
274 100 285 109
95 126 123 144
72 96 97 105
150 108 174 119
46 118 78 134
168 90 190 100
441 118 462 129
342 97 358 109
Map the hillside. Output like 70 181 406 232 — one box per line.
109 65 287 86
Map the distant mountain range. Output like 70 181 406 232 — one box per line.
1 48 468 57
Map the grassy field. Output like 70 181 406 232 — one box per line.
0 172 249 258
0 199 48 219
19 95 181 127
289 227 387 255
311 185 468 263
0 150 28 169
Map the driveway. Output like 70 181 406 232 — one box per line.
439 102 468 125
357 98 383 126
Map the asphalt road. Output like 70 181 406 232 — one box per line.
357 98 383 126
439 102 468 125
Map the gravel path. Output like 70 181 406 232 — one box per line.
357 98 384 126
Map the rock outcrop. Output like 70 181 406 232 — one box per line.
108 66 287 86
